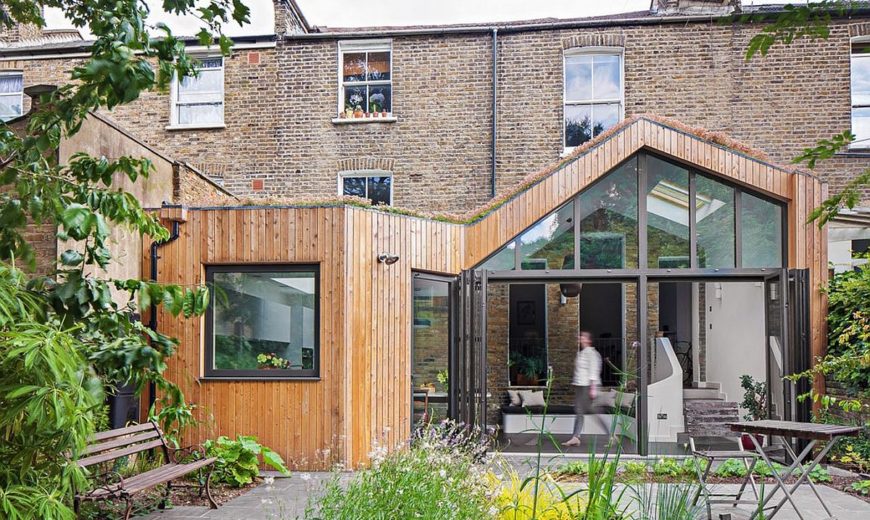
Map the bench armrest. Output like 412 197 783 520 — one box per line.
168 444 209 465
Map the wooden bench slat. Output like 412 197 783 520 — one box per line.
91 422 157 442
77 439 164 467
81 458 217 498
84 431 161 456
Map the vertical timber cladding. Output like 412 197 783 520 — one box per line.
152 117 826 469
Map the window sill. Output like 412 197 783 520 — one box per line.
165 123 226 131
200 376 321 382
332 116 398 125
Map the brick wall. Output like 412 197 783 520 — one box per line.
5 14 867 213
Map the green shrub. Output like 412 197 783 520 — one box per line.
619 460 649 481
753 461 786 478
714 458 749 478
559 460 589 476
204 435 290 487
851 479 870 495
807 464 833 483
652 457 696 478
312 443 490 519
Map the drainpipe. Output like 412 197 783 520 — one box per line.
491 27 498 198
147 215 181 409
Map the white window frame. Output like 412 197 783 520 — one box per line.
562 47 625 155
851 39 870 149
0 71 24 122
337 169 394 206
167 56 225 130
336 40 393 120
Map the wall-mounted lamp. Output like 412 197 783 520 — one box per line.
377 252 400 265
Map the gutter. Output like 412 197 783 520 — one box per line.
491 28 498 199
147 217 181 409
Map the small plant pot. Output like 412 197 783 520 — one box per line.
381 110 388 117
353 110 364 118
741 433 764 450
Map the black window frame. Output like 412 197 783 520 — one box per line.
204 264 321 380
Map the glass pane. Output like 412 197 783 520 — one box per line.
741 193 783 268
646 155 690 268
367 176 392 205
198 57 223 69
179 69 223 99
368 85 391 113
0 96 22 120
412 278 450 424
343 52 366 82
565 104 592 147
591 103 619 137
565 55 592 101
344 85 366 111
0 75 23 94
852 107 870 144
593 54 620 100
213 270 316 372
518 201 574 270
367 51 391 81
178 103 223 125
696 175 735 268
578 157 639 268
342 177 366 198
478 242 516 270
852 55 870 105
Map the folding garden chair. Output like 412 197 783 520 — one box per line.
687 403 760 520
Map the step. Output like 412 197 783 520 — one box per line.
683 388 726 400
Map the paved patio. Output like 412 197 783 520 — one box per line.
141 470 870 520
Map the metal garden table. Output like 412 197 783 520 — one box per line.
729 420 862 520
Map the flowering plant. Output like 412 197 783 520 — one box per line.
256 352 291 369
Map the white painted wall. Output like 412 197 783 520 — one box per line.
704 282 766 417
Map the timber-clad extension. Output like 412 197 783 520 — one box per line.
148 116 827 469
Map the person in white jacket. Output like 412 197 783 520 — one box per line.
563 330 610 447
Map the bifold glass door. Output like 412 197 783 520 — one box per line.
411 273 454 429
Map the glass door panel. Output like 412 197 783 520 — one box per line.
412 274 453 428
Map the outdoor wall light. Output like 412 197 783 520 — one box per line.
377 252 400 265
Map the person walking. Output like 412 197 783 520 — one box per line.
563 330 610 447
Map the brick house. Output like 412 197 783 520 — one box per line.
0 0 864 465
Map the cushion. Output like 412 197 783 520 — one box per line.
519 390 546 407
500 404 618 415
507 390 521 406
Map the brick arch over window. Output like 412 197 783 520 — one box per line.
562 33 625 50
336 157 395 173
849 22 870 38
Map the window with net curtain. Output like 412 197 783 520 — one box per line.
172 57 224 126
206 266 319 378
0 73 23 121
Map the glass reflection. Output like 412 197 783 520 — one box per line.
741 193 783 268
646 155 690 268
519 202 574 270
696 175 735 268
578 157 638 268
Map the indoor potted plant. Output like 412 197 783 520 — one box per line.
739 374 768 449
257 352 292 370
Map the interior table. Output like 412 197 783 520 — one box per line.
729 420 862 520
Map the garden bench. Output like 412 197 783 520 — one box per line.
72 421 218 520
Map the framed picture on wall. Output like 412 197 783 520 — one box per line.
516 300 537 326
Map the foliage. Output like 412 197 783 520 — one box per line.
806 464 833 483
0 1 251 517
311 431 491 519
715 458 749 478
204 435 290 488
651 457 698 479
410 419 490 462
488 464 587 520
830 440 870 473
256 352 292 369
752 461 786 478
559 460 589 477
618 461 649 482
740 374 768 421
631 482 705 520
737 1 850 60
851 479 870 496
788 264 870 414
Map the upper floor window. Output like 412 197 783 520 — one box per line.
851 42 870 147
338 41 392 119
563 49 623 150
170 57 224 128
0 72 24 122
339 170 392 205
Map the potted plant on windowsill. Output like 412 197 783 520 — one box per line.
739 374 768 449
257 353 292 370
